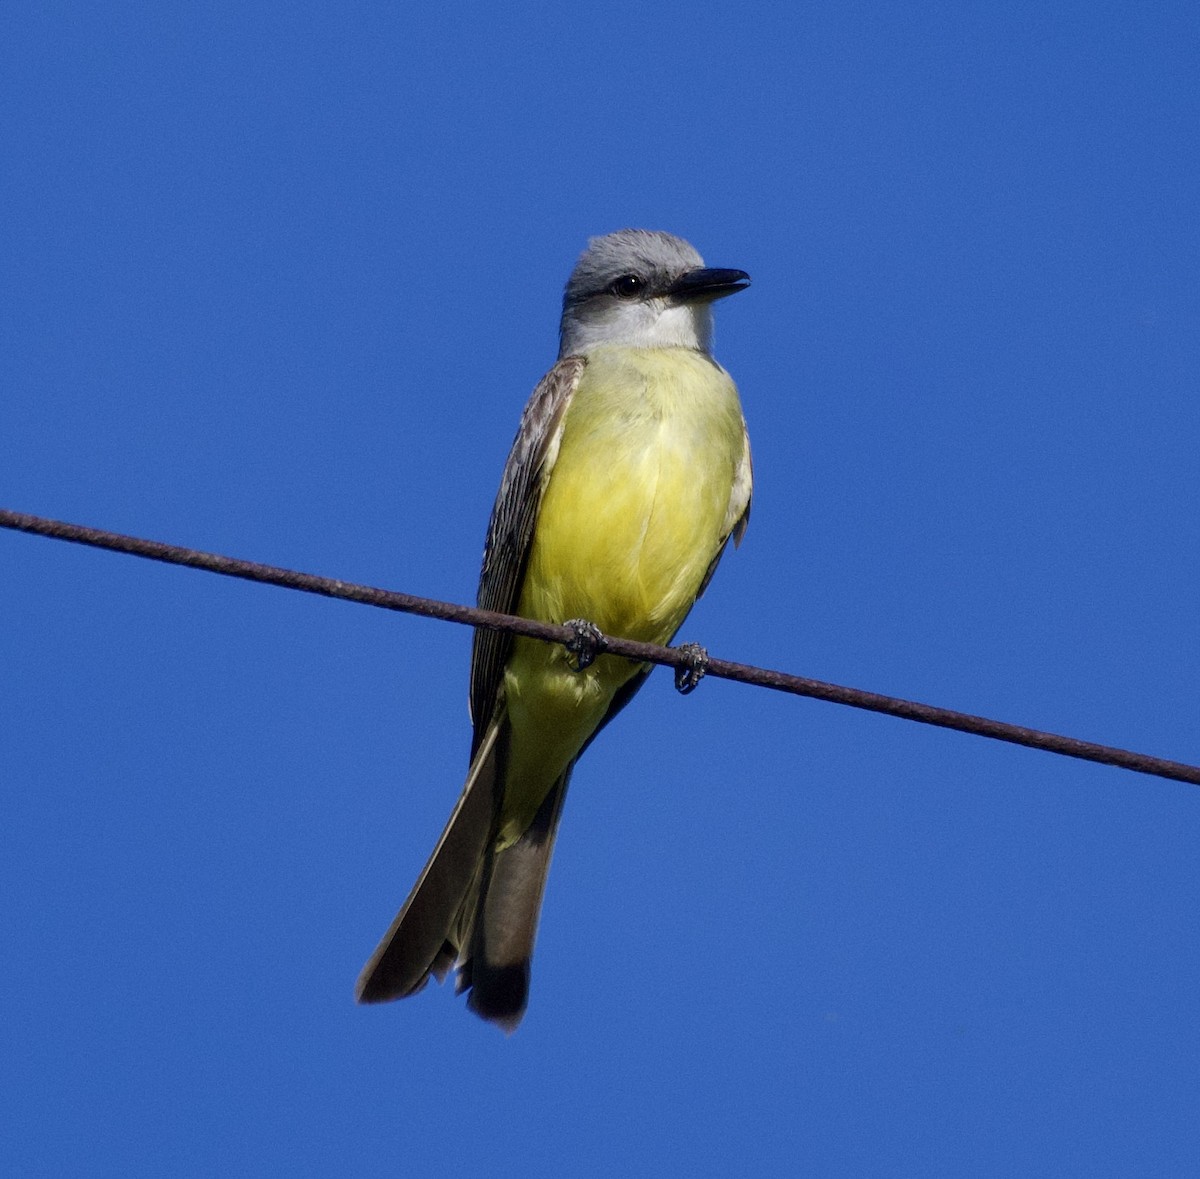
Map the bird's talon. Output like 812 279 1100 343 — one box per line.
674 642 709 694
564 619 604 671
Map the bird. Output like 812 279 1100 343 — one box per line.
356 229 752 1030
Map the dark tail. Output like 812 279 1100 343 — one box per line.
458 770 572 1032
355 724 501 1004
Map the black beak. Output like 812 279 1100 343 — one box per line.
666 267 751 304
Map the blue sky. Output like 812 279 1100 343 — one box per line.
3 2 1199 1174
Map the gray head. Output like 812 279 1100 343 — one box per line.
558 229 749 358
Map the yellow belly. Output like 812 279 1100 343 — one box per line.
497 345 747 841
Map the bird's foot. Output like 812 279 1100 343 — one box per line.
563 618 604 671
674 642 709 695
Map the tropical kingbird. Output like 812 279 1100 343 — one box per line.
356 229 752 1029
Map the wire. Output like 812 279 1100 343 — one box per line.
3 506 1197 787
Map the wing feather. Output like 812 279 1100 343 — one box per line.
468 357 586 751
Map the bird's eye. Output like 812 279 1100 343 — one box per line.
609 274 645 298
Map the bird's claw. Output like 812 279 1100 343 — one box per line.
674 642 709 695
563 618 604 671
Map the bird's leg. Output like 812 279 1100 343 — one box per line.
673 642 709 695
563 618 604 672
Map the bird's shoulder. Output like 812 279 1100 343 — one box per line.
469 356 586 736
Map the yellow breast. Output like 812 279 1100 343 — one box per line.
495 345 748 840
520 345 746 642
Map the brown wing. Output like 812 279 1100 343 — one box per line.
468 356 586 755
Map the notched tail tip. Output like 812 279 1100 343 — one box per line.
354 937 458 1004
464 961 531 1034
355 972 428 1005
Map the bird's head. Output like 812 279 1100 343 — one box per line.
559 229 749 358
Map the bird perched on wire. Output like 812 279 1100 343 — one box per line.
356 229 752 1030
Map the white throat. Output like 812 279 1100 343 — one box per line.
559 299 713 359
